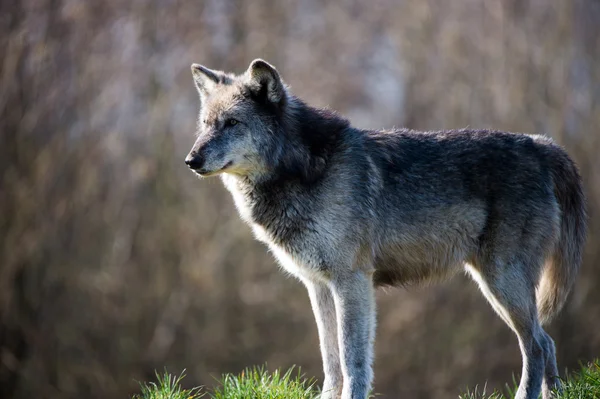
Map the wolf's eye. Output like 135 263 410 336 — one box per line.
225 118 238 127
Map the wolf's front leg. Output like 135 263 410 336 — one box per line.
331 270 376 399
305 279 343 399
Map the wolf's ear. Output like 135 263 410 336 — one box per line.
246 59 285 104
191 64 220 96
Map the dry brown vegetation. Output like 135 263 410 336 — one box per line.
1 1 599 398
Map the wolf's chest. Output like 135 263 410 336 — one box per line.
251 224 310 277
252 221 331 283
223 176 327 281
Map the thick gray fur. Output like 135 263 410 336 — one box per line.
185 59 587 399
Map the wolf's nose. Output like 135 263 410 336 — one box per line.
185 152 204 170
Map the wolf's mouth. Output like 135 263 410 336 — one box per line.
195 161 233 177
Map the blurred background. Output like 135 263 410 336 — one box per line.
1 0 599 398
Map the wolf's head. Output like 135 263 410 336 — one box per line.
185 59 292 178
185 59 349 182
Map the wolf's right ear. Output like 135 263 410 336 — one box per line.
191 64 220 97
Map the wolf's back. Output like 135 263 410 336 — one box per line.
534 136 587 324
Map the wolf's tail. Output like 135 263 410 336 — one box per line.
536 139 587 325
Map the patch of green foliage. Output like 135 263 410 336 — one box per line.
459 360 600 399
559 360 600 398
132 370 204 399
210 366 318 399
133 360 600 399
132 366 318 399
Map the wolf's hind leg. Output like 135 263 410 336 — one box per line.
330 270 376 399
540 330 561 397
466 264 547 399
304 279 343 399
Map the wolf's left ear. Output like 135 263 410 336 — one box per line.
191 64 220 97
246 59 285 104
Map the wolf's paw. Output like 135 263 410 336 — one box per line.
542 376 562 399
320 381 342 399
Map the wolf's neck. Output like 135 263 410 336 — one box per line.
270 97 350 183
221 174 258 224
285 96 350 137
222 173 308 241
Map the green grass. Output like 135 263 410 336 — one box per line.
211 366 318 399
459 360 600 399
133 361 600 399
132 370 203 399
133 366 318 399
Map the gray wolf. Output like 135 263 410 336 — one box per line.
184 59 587 399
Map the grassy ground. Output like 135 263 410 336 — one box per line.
459 360 600 399
133 360 600 399
132 367 319 399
